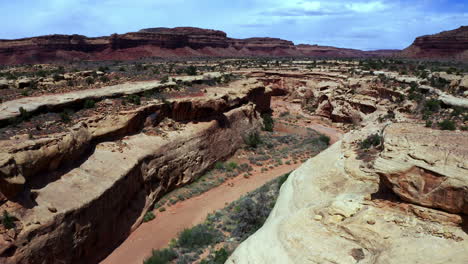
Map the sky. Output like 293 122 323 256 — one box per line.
1 0 467 50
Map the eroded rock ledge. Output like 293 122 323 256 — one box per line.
228 123 468 263
0 80 270 263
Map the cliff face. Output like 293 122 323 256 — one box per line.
0 27 394 64
400 26 468 60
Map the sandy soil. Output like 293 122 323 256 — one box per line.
100 164 298 264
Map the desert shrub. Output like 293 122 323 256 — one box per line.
119 66 126 72
231 193 272 240
425 120 433 127
438 119 456 130
277 172 291 190
1 211 16 229
279 111 290 117
244 131 262 149
85 76 95 85
83 99 96 109
98 66 109 72
125 95 141 105
360 134 382 149
200 248 230 264
160 75 169 83
214 162 225 171
226 162 238 172
424 99 441 113
144 248 177 264
60 109 73 123
450 106 466 117
177 224 221 249
185 66 197 76
100 76 110 83
318 135 330 146
261 113 274 132
143 211 156 222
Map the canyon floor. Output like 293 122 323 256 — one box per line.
0 58 467 264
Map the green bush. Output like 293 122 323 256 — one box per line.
185 66 197 76
424 99 441 113
214 162 225 171
85 76 95 85
261 113 274 132
60 109 73 123
360 134 382 149
277 172 291 190
83 99 96 109
177 224 221 249
143 248 177 264
1 211 16 229
244 131 262 149
318 135 330 146
143 211 156 222
100 76 110 83
438 119 456 130
125 95 141 105
226 162 238 172
200 248 230 264
425 120 433 127
160 75 169 84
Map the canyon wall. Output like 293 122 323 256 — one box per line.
0 81 271 263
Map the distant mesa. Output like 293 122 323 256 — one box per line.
0 26 466 64
400 26 468 60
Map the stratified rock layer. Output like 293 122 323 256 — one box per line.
0 79 270 264
0 27 396 65
228 123 468 264
401 26 468 60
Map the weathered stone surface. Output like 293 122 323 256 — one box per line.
374 123 468 214
228 123 468 264
0 72 225 123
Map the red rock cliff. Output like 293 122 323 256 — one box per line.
400 26 468 60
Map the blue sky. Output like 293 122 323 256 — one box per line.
1 0 467 50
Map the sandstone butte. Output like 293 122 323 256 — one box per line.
0 27 399 65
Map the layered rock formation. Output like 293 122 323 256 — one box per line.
228 123 468 263
0 27 395 65
400 26 468 60
0 79 271 263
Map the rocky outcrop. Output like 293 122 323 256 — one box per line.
0 72 225 125
0 80 271 263
228 123 468 263
0 27 397 65
400 26 468 60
